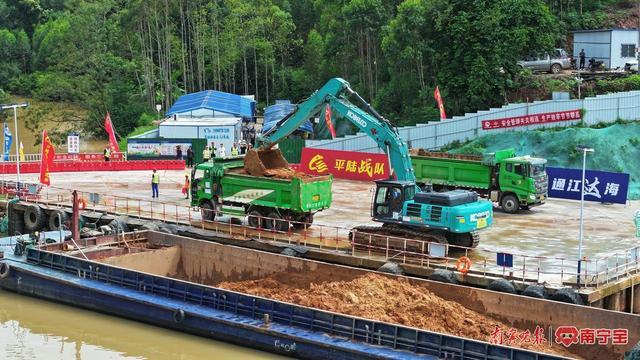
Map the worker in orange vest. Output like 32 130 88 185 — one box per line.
182 174 190 199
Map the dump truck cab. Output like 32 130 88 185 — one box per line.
492 155 547 213
191 159 241 208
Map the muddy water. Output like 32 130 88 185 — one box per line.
0 290 281 359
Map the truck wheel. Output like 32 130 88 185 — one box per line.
266 211 288 232
500 194 519 214
428 269 458 284
293 214 313 229
550 288 584 305
24 205 45 232
522 284 547 299
487 279 516 294
550 63 561 74
247 210 263 228
200 201 215 221
48 210 69 231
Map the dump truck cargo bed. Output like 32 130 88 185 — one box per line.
412 154 492 189
221 168 332 212
192 159 333 225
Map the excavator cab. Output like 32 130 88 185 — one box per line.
372 181 416 221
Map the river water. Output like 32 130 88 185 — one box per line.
0 289 281 359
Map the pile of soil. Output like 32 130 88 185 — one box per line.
243 148 310 179
218 273 575 357
262 167 312 179
410 148 482 161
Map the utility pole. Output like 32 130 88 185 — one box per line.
576 145 594 287
0 103 29 187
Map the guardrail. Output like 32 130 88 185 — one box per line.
0 152 127 163
4 185 639 289
0 159 184 174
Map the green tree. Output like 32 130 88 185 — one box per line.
382 0 558 118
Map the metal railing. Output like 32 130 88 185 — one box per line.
0 152 126 163
5 184 639 289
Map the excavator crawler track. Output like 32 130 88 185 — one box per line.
349 224 448 255
350 224 480 256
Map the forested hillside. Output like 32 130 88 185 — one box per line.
0 0 637 140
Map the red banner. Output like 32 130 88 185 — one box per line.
434 86 447 119
54 152 125 162
300 148 389 181
482 109 581 130
104 112 121 152
39 130 56 185
325 105 336 138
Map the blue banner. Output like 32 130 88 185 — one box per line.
547 167 629 204
3 123 12 161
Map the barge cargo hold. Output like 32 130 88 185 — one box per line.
0 233 569 360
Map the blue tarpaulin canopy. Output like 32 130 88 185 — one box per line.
262 100 313 134
166 90 255 119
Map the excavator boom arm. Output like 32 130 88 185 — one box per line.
257 78 416 183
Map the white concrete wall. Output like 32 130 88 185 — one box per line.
573 31 612 68
306 91 640 152
611 30 639 69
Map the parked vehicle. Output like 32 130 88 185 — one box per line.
411 149 548 213
587 57 605 72
191 158 332 229
517 48 572 74
625 59 639 73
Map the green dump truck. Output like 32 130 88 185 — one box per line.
191 158 333 230
411 149 547 213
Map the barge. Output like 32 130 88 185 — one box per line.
0 231 588 359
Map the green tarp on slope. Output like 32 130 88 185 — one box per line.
449 122 640 200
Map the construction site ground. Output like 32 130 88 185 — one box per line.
12 170 639 282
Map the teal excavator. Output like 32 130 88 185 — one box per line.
245 78 493 247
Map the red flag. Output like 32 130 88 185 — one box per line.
434 86 447 120
104 112 120 152
325 105 336 138
39 130 56 185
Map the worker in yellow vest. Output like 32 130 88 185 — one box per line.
231 142 239 156
104 147 111 162
202 146 211 162
151 169 160 198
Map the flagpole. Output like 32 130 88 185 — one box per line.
39 130 44 186
0 103 28 188
2 121 4 183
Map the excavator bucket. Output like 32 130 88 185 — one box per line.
244 148 290 177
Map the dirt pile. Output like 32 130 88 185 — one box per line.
410 148 482 161
243 148 311 179
261 167 312 179
218 273 575 357
244 148 290 176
